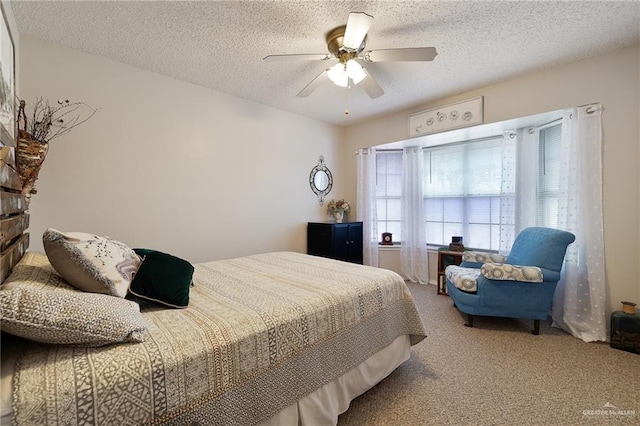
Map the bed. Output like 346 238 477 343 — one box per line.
0 157 427 425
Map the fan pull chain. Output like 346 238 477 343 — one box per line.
345 79 351 115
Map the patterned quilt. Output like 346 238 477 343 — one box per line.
12 252 427 425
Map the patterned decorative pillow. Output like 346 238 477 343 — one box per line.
43 229 140 297
462 251 508 264
481 262 543 282
0 286 148 346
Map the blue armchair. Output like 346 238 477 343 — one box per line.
445 227 575 334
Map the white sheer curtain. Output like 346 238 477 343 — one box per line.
400 147 429 284
356 148 378 267
499 131 517 254
515 127 539 232
551 104 606 342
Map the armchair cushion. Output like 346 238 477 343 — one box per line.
445 266 481 292
480 263 543 282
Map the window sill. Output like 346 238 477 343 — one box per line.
378 244 400 251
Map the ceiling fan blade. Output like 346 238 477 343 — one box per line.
297 70 330 98
343 12 374 50
264 53 331 62
363 47 438 62
359 69 384 99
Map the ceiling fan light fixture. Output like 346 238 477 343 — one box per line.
346 59 366 85
328 60 367 88
328 63 349 87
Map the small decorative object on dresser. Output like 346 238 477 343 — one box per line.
381 232 393 245
326 199 351 223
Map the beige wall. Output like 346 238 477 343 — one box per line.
17 31 640 320
20 36 345 263
343 44 640 319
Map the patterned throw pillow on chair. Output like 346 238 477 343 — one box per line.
43 228 140 298
480 262 543 282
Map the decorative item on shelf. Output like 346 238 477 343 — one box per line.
326 198 351 223
15 97 98 199
448 236 464 252
381 232 393 245
622 301 637 315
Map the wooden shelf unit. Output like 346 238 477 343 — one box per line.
437 250 463 295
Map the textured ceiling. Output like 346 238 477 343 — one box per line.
11 1 640 126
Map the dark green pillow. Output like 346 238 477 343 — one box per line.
129 249 194 309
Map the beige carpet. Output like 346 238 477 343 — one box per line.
338 283 640 425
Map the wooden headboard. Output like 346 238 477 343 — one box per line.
0 145 29 283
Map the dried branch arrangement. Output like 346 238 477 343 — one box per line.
14 97 98 198
17 97 98 143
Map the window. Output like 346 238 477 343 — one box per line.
424 137 506 250
537 123 562 228
372 120 562 249
376 151 402 243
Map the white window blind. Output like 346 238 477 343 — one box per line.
537 123 562 227
376 151 402 242
424 137 505 250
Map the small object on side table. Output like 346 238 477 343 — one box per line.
610 301 640 355
449 236 464 252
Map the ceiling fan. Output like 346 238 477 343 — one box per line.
263 12 438 99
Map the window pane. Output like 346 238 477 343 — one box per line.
443 223 463 245
377 221 387 234
425 198 442 221
386 174 402 197
376 199 387 220
387 222 402 242
443 198 463 223
387 199 401 221
375 174 387 197
426 222 444 245
468 197 491 223
468 224 491 249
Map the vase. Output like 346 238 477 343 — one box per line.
333 210 344 222
16 130 49 199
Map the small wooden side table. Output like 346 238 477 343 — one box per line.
437 250 463 295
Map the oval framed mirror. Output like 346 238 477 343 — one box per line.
309 156 333 204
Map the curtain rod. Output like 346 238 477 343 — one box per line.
371 134 505 153
357 103 602 154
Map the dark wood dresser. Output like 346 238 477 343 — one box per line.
307 222 363 264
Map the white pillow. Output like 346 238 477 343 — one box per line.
43 229 140 297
